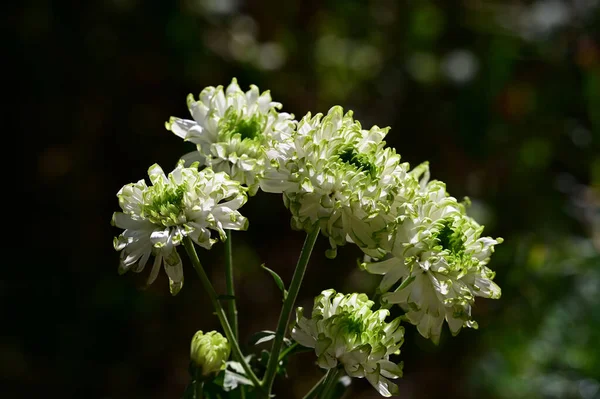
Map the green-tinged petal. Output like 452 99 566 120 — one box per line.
472 275 502 299
169 277 183 296
446 312 465 336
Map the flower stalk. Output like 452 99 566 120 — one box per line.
319 368 341 399
194 370 204 399
183 237 263 390
302 372 329 399
224 230 238 339
260 225 321 396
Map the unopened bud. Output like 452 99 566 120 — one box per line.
190 330 231 376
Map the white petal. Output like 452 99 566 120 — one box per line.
180 150 205 167
112 213 149 230
148 164 167 185
150 228 170 247
167 117 202 143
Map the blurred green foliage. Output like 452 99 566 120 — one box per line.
8 0 600 398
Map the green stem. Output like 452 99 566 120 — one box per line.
224 230 239 339
278 342 298 363
261 225 321 395
318 368 340 399
301 371 329 399
194 369 204 399
224 231 245 398
183 237 263 390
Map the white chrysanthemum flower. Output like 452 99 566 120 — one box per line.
292 289 404 397
362 171 502 344
261 105 418 258
112 161 249 295
165 78 296 195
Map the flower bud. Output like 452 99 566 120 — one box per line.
190 330 231 376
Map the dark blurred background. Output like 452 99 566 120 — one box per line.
6 0 600 398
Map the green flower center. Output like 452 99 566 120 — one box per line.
143 184 186 226
221 111 264 141
436 220 464 255
237 118 263 140
337 312 367 336
338 147 376 179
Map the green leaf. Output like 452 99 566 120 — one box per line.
257 350 288 377
221 361 254 391
254 349 290 378
260 264 288 300
248 330 276 346
248 330 292 347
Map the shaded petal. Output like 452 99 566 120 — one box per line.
146 254 162 285
362 257 401 276
378 360 403 379
365 367 399 397
446 312 464 336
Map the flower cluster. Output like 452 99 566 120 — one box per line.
112 78 504 398
166 78 295 195
292 289 404 397
112 161 248 294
